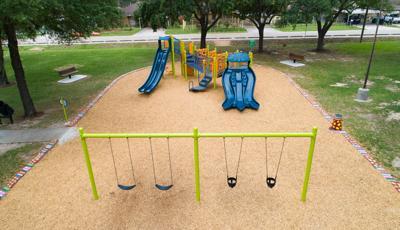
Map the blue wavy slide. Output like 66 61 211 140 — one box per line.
138 43 170 93
222 67 260 111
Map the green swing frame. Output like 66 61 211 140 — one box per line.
79 127 318 203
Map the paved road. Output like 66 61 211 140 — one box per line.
18 25 400 46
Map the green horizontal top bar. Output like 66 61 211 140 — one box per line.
81 132 314 139
199 132 314 138
82 133 193 138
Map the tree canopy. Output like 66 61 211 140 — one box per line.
284 0 357 51
234 0 289 52
0 0 122 117
135 0 233 48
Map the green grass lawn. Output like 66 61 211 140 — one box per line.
166 25 247 34
274 23 360 32
253 40 400 177
97 27 140 36
0 44 155 127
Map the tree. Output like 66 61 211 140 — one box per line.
0 36 9 86
234 0 289 53
135 0 232 48
192 0 233 48
287 0 357 51
0 0 121 117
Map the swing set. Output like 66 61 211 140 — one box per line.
80 127 318 202
107 137 174 191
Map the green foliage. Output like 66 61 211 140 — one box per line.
234 0 288 28
0 0 122 42
358 0 393 10
134 0 192 30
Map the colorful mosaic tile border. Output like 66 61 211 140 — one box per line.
0 141 57 200
280 69 400 193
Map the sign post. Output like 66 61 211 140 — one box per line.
59 97 69 122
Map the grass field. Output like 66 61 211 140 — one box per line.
274 23 360 32
252 40 400 177
97 27 140 36
166 25 247 34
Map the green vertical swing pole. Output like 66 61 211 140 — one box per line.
171 36 176 79
301 127 318 202
79 128 99 200
193 127 201 202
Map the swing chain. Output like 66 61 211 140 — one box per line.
126 137 136 184
149 137 158 185
167 137 174 185
109 138 120 184
275 137 286 180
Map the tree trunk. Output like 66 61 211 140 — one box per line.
258 24 265 53
316 33 326 51
200 24 207 48
316 21 326 51
4 22 37 117
0 40 10 86
360 6 369 43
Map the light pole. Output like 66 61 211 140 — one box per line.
356 0 382 102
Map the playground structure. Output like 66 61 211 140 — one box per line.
222 52 260 111
138 37 171 93
138 36 253 93
79 127 318 203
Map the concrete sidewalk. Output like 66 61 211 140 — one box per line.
0 128 74 144
17 25 400 46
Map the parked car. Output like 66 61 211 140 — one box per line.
371 16 394 25
384 16 394 23
348 16 361 25
393 17 400 24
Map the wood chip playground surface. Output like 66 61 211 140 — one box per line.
1 65 400 229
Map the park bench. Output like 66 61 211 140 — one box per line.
56 66 78 79
288 53 305 63
0 101 14 124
